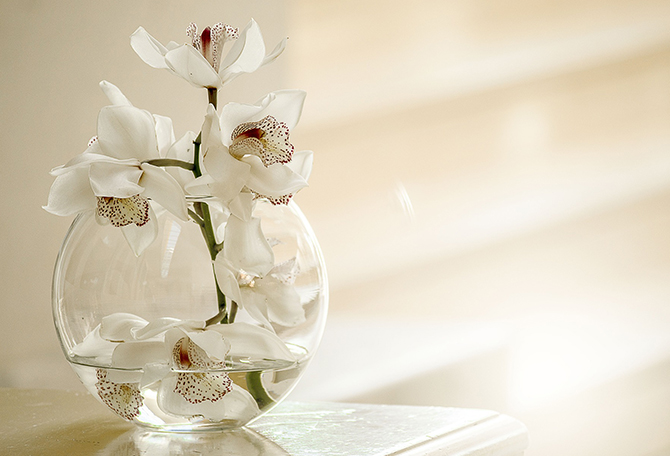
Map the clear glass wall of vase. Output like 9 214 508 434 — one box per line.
52 197 328 431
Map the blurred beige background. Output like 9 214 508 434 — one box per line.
2 0 670 455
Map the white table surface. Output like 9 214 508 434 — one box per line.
0 388 529 455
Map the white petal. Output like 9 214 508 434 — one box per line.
130 26 170 69
207 322 295 361
104 369 143 384
99 313 149 341
112 340 168 368
141 362 171 389
204 199 229 244
228 192 254 221
71 325 117 363
43 167 95 216
99 80 133 106
163 327 187 357
153 114 175 158
255 90 306 130
52 154 98 174
156 375 183 416
184 329 231 362
239 288 273 329
223 215 274 277
157 335 234 403
89 161 143 197
139 163 188 221
219 19 266 84
202 104 224 150
213 259 242 304
269 257 298 281
165 131 197 190
215 385 260 422
261 279 305 327
157 376 249 421
185 175 215 198
288 150 313 182
219 104 265 146
95 369 143 420
132 317 205 340
296 284 321 306
261 37 287 66
198 105 251 202
120 206 158 256
202 145 251 204
243 155 308 197
164 45 221 89
166 131 197 161
97 105 158 161
55 152 138 175
219 90 306 143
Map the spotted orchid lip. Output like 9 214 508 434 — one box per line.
95 369 143 420
96 195 150 227
227 115 297 205
171 336 233 404
230 115 294 166
187 22 239 73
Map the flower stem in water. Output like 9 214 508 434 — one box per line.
246 371 274 409
190 89 230 321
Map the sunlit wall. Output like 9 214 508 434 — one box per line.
285 2 670 455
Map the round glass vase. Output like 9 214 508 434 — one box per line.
52 198 328 431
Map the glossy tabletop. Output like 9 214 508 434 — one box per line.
0 388 528 455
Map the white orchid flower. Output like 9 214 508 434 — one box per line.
215 257 305 329
43 81 188 255
189 90 312 210
130 19 286 89
72 313 295 421
220 90 314 204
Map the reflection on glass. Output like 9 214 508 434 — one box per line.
97 426 289 456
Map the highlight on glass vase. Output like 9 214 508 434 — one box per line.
45 19 328 431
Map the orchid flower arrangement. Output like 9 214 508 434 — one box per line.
45 20 314 423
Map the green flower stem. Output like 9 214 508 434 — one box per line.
205 307 227 326
189 101 229 320
189 87 238 324
229 301 238 322
142 158 194 170
188 209 205 226
201 87 274 406
208 87 217 109
192 198 229 320
193 133 203 178
196 203 217 259
246 371 274 409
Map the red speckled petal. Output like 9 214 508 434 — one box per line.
95 369 143 420
96 195 150 227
